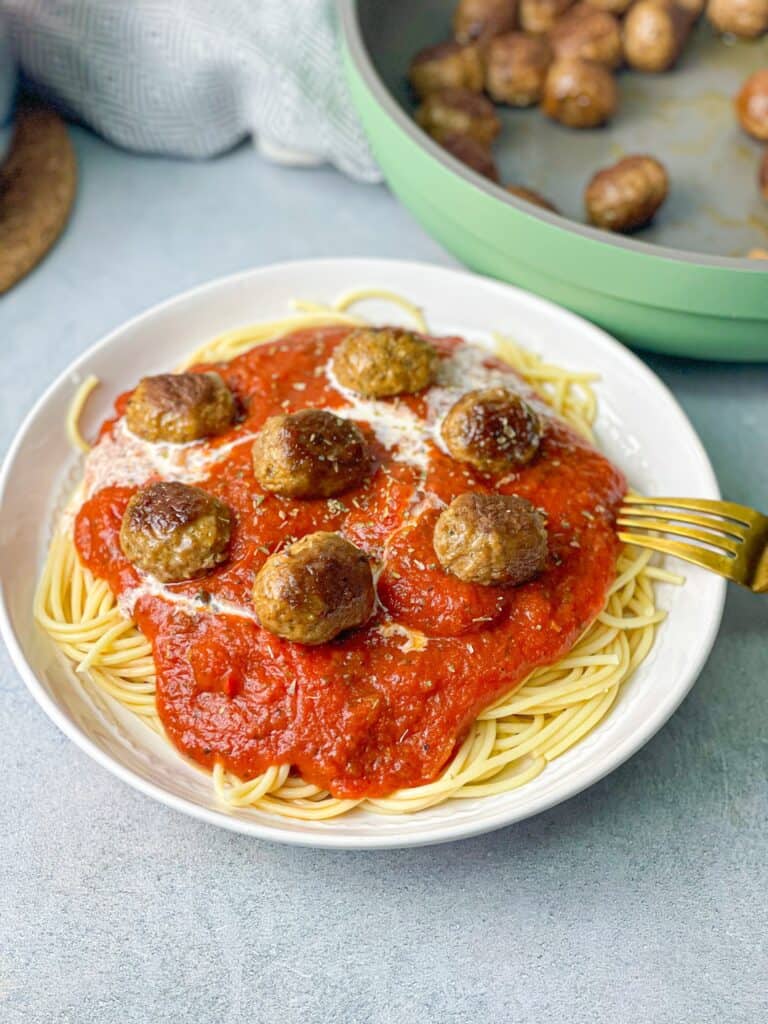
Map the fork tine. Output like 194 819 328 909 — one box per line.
617 515 743 555
617 532 739 581
618 504 749 541
618 504 748 541
621 495 757 526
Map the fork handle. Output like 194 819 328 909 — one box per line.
754 549 768 593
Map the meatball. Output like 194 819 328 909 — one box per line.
252 409 370 499
736 70 768 141
454 0 519 42
442 388 542 474
587 0 633 13
585 155 669 232
252 532 375 645
549 4 623 70
506 184 559 212
707 0 768 36
541 58 618 128
440 133 501 180
520 0 574 34
623 1 694 73
415 87 501 144
409 40 485 98
433 493 548 586
126 371 235 444
760 149 768 198
676 0 707 14
485 32 553 107
119 481 231 583
747 247 768 259
332 327 438 398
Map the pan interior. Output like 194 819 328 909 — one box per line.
357 0 768 259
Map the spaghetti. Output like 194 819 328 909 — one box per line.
35 292 680 820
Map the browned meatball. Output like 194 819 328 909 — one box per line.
760 149 768 198
120 481 231 583
623 1 694 73
676 0 707 14
541 58 618 128
433 493 548 586
585 155 669 232
442 388 542 474
708 0 768 36
587 0 633 13
520 0 574 33
549 4 623 70
506 185 559 212
332 327 438 398
409 40 485 98
126 372 235 444
415 87 501 144
252 410 370 499
252 532 375 645
485 32 552 107
454 0 519 41
440 133 501 180
736 70 768 141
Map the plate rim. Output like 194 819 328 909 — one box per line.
0 257 727 849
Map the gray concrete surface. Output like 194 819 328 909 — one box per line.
1 128 766 1024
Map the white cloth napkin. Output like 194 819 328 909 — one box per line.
0 0 381 182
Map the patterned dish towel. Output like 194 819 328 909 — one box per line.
0 0 381 182
0 15 15 162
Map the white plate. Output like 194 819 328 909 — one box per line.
0 259 726 848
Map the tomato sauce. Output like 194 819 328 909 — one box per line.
74 327 625 798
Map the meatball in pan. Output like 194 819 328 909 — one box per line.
520 0 575 34
409 40 485 98
416 87 501 144
549 4 623 70
440 133 500 180
623 0 694 73
541 58 618 128
454 0 519 43
708 0 768 38
736 70 768 141
587 0 633 13
506 185 559 212
676 0 707 14
585 155 669 233
485 32 552 107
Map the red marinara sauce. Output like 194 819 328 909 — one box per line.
74 327 626 798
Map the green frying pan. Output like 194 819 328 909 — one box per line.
338 0 768 360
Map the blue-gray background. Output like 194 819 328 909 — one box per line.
1 129 766 1023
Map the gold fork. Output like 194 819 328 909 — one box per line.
617 496 768 593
